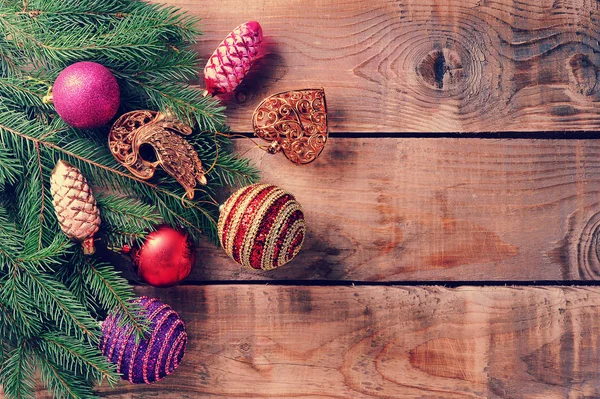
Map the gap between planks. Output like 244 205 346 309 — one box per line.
228 132 600 139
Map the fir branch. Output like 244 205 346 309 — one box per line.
0 2 201 69
0 272 42 338
0 110 229 241
0 205 23 266
36 332 119 386
0 343 35 399
121 79 227 131
17 234 71 271
59 260 98 318
115 48 199 82
96 192 161 248
0 1 261 395
0 36 24 77
22 0 200 42
95 192 160 232
80 257 149 341
16 150 58 257
0 76 51 111
0 145 22 186
34 142 45 250
35 346 95 399
19 267 100 342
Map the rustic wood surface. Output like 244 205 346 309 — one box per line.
169 0 600 132
50 285 600 399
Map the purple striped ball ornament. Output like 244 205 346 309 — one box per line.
218 184 306 270
100 297 187 384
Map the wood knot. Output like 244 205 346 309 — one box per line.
575 211 600 279
568 54 599 97
239 342 251 352
417 49 464 90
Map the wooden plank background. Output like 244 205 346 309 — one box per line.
185 0 600 133
44 286 600 399
22 0 600 398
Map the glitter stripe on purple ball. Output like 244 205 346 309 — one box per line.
100 296 187 384
166 331 187 375
115 325 135 374
156 318 184 381
142 309 177 383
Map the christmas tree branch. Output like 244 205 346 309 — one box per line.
96 193 160 230
35 142 45 250
121 79 227 131
0 146 21 185
0 343 36 399
80 257 149 341
0 1 261 395
1 270 43 338
37 332 119 386
22 268 100 342
35 347 94 399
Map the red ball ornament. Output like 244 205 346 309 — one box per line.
131 226 195 287
218 184 306 270
52 61 120 129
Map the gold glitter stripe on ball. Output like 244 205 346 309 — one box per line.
277 218 306 268
240 187 287 269
226 186 266 262
218 184 251 247
218 185 252 254
260 200 296 270
223 184 270 258
261 201 303 270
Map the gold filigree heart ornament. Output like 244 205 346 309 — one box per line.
252 88 328 165
108 110 207 199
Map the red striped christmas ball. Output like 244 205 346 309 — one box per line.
218 184 306 270
100 297 187 384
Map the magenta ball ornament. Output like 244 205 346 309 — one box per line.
100 297 187 384
52 61 120 129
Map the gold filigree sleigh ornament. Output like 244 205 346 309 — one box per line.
252 88 328 164
108 110 207 199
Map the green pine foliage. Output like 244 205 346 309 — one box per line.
0 0 259 397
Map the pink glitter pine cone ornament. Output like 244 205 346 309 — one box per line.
47 61 120 129
100 297 187 384
204 21 263 96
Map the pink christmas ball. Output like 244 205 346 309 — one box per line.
53 61 120 129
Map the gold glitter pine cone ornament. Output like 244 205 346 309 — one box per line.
108 110 207 200
252 88 328 165
50 160 100 255
218 184 306 270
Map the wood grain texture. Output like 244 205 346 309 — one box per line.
58 285 600 398
138 138 600 282
165 0 600 132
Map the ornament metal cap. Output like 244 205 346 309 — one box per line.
252 88 328 165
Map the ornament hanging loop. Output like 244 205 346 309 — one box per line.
42 85 53 104
268 141 281 154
